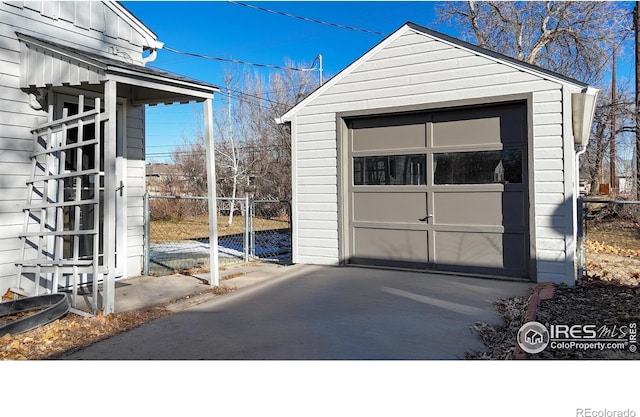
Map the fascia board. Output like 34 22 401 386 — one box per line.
107 66 219 95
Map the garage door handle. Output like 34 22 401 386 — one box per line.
418 215 433 222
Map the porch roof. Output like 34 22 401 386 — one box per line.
17 32 219 105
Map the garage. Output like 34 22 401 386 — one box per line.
347 102 529 277
277 22 598 285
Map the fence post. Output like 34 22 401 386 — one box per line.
249 200 259 258
244 196 250 262
144 192 150 276
283 200 293 264
576 196 584 284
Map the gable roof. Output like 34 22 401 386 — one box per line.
278 21 590 123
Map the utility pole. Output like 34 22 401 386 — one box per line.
611 48 617 195
635 3 640 199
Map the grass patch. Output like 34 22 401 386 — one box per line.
150 215 289 243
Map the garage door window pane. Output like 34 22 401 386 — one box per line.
434 150 522 184
354 155 426 185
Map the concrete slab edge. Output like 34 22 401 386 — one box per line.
166 264 311 312
513 282 555 360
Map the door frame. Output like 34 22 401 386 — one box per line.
336 93 536 280
54 90 128 278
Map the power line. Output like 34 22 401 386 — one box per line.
147 144 291 157
228 1 387 36
220 87 287 106
162 45 319 72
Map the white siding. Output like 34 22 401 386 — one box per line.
1 1 151 61
0 1 153 295
290 28 578 284
126 105 145 277
0 10 45 294
532 87 572 282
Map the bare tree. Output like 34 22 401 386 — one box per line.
216 72 247 225
172 132 208 196
437 1 632 84
581 84 636 194
240 63 317 202
169 61 318 223
438 1 636 196
215 62 317 205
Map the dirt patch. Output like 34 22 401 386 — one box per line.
465 296 529 359
466 220 640 359
466 282 640 360
584 240 640 287
532 284 640 359
1 285 235 360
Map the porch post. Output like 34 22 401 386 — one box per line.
103 79 117 313
204 98 219 286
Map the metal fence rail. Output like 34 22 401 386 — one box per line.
144 194 291 276
577 197 640 285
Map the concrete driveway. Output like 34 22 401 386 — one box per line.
63 265 533 360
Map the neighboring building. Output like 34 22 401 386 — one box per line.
0 1 218 311
278 22 598 285
146 163 186 195
617 176 633 196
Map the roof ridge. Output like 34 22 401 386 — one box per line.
278 22 591 123
404 21 588 88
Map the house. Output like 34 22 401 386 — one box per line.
145 163 188 195
0 1 219 313
278 22 598 285
525 329 544 345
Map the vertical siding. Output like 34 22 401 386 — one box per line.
126 105 145 276
291 29 575 283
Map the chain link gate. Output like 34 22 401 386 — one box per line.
144 195 291 276
249 200 292 264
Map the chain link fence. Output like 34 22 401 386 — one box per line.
578 198 640 286
250 200 292 263
144 194 291 276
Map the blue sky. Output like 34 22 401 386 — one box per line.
122 1 450 162
121 1 635 162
